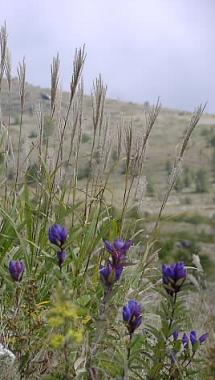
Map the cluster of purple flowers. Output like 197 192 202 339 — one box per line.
181 331 208 349
162 262 187 295
48 224 68 268
100 238 132 289
123 299 142 334
7 227 208 361
9 260 25 282
8 224 68 281
173 330 208 351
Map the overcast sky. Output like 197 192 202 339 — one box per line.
1 0 215 112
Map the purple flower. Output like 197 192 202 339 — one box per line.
57 251 67 268
190 330 208 346
162 262 187 295
173 330 179 341
104 238 132 266
190 330 197 345
123 299 142 334
9 260 25 282
48 224 68 248
199 333 208 344
182 333 189 349
100 264 123 288
181 331 208 351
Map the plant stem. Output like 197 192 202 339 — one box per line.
123 332 133 380
168 292 177 337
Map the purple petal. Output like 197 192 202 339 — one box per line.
134 315 142 330
113 239 125 250
128 299 141 316
9 260 25 281
115 266 123 281
173 331 179 341
48 224 68 247
103 240 114 254
182 333 189 348
100 265 110 280
123 240 133 251
175 262 187 280
199 333 208 344
123 305 131 322
190 331 197 345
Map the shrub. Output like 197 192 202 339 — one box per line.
25 163 41 183
77 162 91 180
81 133 90 143
195 169 209 193
43 115 55 142
28 130 38 138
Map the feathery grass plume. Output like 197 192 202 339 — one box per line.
44 47 85 220
17 58 26 111
70 46 86 103
67 80 84 165
55 46 85 161
137 97 161 176
121 99 161 226
71 87 83 209
154 103 206 231
89 116 111 204
50 53 60 118
0 23 7 91
5 47 12 93
84 75 107 220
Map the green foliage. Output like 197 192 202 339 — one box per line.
211 148 215 180
28 130 38 138
0 31 211 378
147 179 154 196
208 134 215 147
195 169 209 193
174 176 184 192
81 132 90 143
77 162 91 180
25 163 41 184
165 160 172 176
13 115 21 125
43 115 55 142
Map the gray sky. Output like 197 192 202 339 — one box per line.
1 0 215 112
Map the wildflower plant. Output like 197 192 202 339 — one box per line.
0 23 211 379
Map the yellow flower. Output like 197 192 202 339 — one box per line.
67 328 83 343
48 316 64 328
50 334 64 348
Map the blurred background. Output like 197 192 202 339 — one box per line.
1 0 215 112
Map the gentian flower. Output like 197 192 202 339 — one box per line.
162 262 187 295
57 250 67 268
182 333 189 349
100 263 123 289
103 238 132 266
190 330 208 346
173 330 179 341
123 299 142 334
9 260 25 282
48 224 68 248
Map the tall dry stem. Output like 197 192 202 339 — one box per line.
121 99 161 227
0 23 7 91
15 58 26 189
154 103 206 231
50 54 60 118
84 75 107 220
